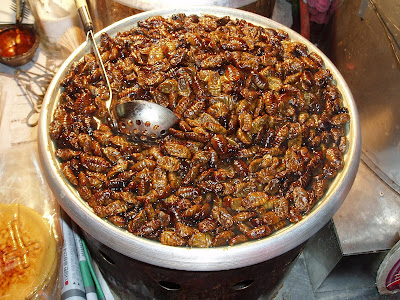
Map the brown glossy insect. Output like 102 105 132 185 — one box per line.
212 231 235 247
159 79 178 94
157 156 180 172
207 102 230 118
175 222 197 238
131 159 157 172
233 159 249 178
107 161 129 179
103 200 127 216
182 164 201 185
127 210 147 233
112 191 137 204
167 172 182 190
198 217 218 233
238 113 253 132
211 206 234 229
212 167 235 182
203 122 227 135
184 130 211 143
211 134 228 155
183 100 205 118
80 154 111 172
234 182 257 198
56 149 81 161
233 211 257 223
176 186 201 200
188 232 212 248
163 141 191 159
237 145 260 158
326 147 344 170
160 231 186 246
242 192 271 209
135 219 162 237
102 147 124 164
251 115 269 134
108 216 126 228
61 162 78 186
246 225 272 239
92 129 112 146
229 234 248 246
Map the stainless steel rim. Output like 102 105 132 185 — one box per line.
38 6 361 271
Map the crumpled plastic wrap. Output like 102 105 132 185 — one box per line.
0 143 62 299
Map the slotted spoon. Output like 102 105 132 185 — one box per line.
75 0 178 142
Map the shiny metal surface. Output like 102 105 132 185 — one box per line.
331 0 400 190
333 160 400 255
330 0 400 254
303 221 342 291
114 0 256 11
114 100 178 141
86 0 142 32
84 230 304 299
85 0 108 32
38 6 361 271
85 0 277 33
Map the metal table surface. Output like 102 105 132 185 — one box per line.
329 0 400 255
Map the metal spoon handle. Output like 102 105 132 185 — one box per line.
16 0 24 25
74 0 117 130
75 0 93 34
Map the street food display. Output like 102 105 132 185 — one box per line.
49 13 350 248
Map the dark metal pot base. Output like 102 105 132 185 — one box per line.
83 231 304 300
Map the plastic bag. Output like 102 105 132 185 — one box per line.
0 143 62 299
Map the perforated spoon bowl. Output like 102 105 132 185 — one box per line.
75 0 178 142
112 100 178 142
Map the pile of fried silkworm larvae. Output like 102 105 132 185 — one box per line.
50 14 350 247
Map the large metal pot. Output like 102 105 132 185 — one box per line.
38 6 361 273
